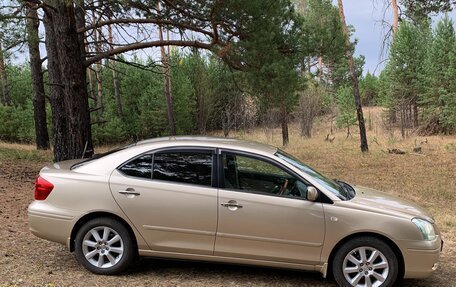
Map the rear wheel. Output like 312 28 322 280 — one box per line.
332 237 399 287
75 218 135 274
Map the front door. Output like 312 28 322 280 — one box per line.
214 151 325 264
110 149 217 255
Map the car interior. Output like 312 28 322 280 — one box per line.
223 153 308 198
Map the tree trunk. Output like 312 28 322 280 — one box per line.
93 9 103 117
392 0 399 34
157 3 176 135
112 62 122 117
95 61 103 116
44 14 69 160
85 29 96 105
87 66 96 104
196 85 206 134
337 0 369 152
317 56 323 81
223 108 231 137
413 102 419 128
346 123 351 138
108 23 123 118
45 0 93 161
400 104 405 138
389 107 397 124
27 8 50 150
0 43 12 106
281 106 289 146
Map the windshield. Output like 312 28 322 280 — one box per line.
275 150 348 200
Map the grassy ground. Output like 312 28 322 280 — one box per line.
0 107 455 286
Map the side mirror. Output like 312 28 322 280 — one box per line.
307 186 318 201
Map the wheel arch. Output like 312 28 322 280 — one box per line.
69 211 138 253
326 232 405 280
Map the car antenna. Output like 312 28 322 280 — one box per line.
82 141 88 159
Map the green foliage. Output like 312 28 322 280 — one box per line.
90 53 245 144
336 86 357 132
234 0 305 119
91 56 168 144
137 80 168 139
422 16 456 131
1 0 363 147
439 44 456 130
377 16 456 133
6 64 33 107
303 0 346 65
0 101 35 143
0 3 25 52
376 69 391 107
170 53 198 134
400 0 455 22
359 72 379 105
0 63 37 143
331 54 365 88
388 21 428 101
380 20 429 131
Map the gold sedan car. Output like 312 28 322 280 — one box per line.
28 137 442 286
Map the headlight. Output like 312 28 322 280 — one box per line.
412 218 436 241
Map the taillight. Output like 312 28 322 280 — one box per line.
35 176 54 200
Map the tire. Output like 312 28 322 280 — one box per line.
74 217 135 275
332 236 399 287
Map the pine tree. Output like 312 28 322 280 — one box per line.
387 20 429 136
336 86 357 138
421 16 456 133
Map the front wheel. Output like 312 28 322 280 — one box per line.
332 237 399 287
74 218 135 275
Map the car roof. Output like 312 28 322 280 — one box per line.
136 136 278 155
73 136 279 176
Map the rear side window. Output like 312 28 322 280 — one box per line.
153 151 212 186
119 154 153 179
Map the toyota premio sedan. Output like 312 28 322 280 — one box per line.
28 137 442 286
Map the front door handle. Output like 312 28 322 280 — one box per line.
221 200 243 210
118 188 140 196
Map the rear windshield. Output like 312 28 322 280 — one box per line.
71 143 136 169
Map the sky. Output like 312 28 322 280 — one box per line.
337 0 456 75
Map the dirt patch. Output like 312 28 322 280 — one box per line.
0 139 455 286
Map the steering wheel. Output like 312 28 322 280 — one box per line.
278 179 289 195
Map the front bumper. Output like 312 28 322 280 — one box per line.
402 237 442 279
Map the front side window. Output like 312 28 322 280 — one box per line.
223 153 308 198
118 154 153 179
275 150 348 200
153 151 213 186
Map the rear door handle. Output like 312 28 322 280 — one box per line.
118 188 140 196
221 200 243 209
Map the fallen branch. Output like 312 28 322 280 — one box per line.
388 148 406 155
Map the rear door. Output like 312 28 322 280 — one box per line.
214 151 325 265
110 148 218 255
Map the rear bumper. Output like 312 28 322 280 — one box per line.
28 201 76 247
402 237 442 279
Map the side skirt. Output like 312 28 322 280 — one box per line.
138 249 326 276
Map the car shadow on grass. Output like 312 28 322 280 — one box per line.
130 257 337 287
125 256 446 287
